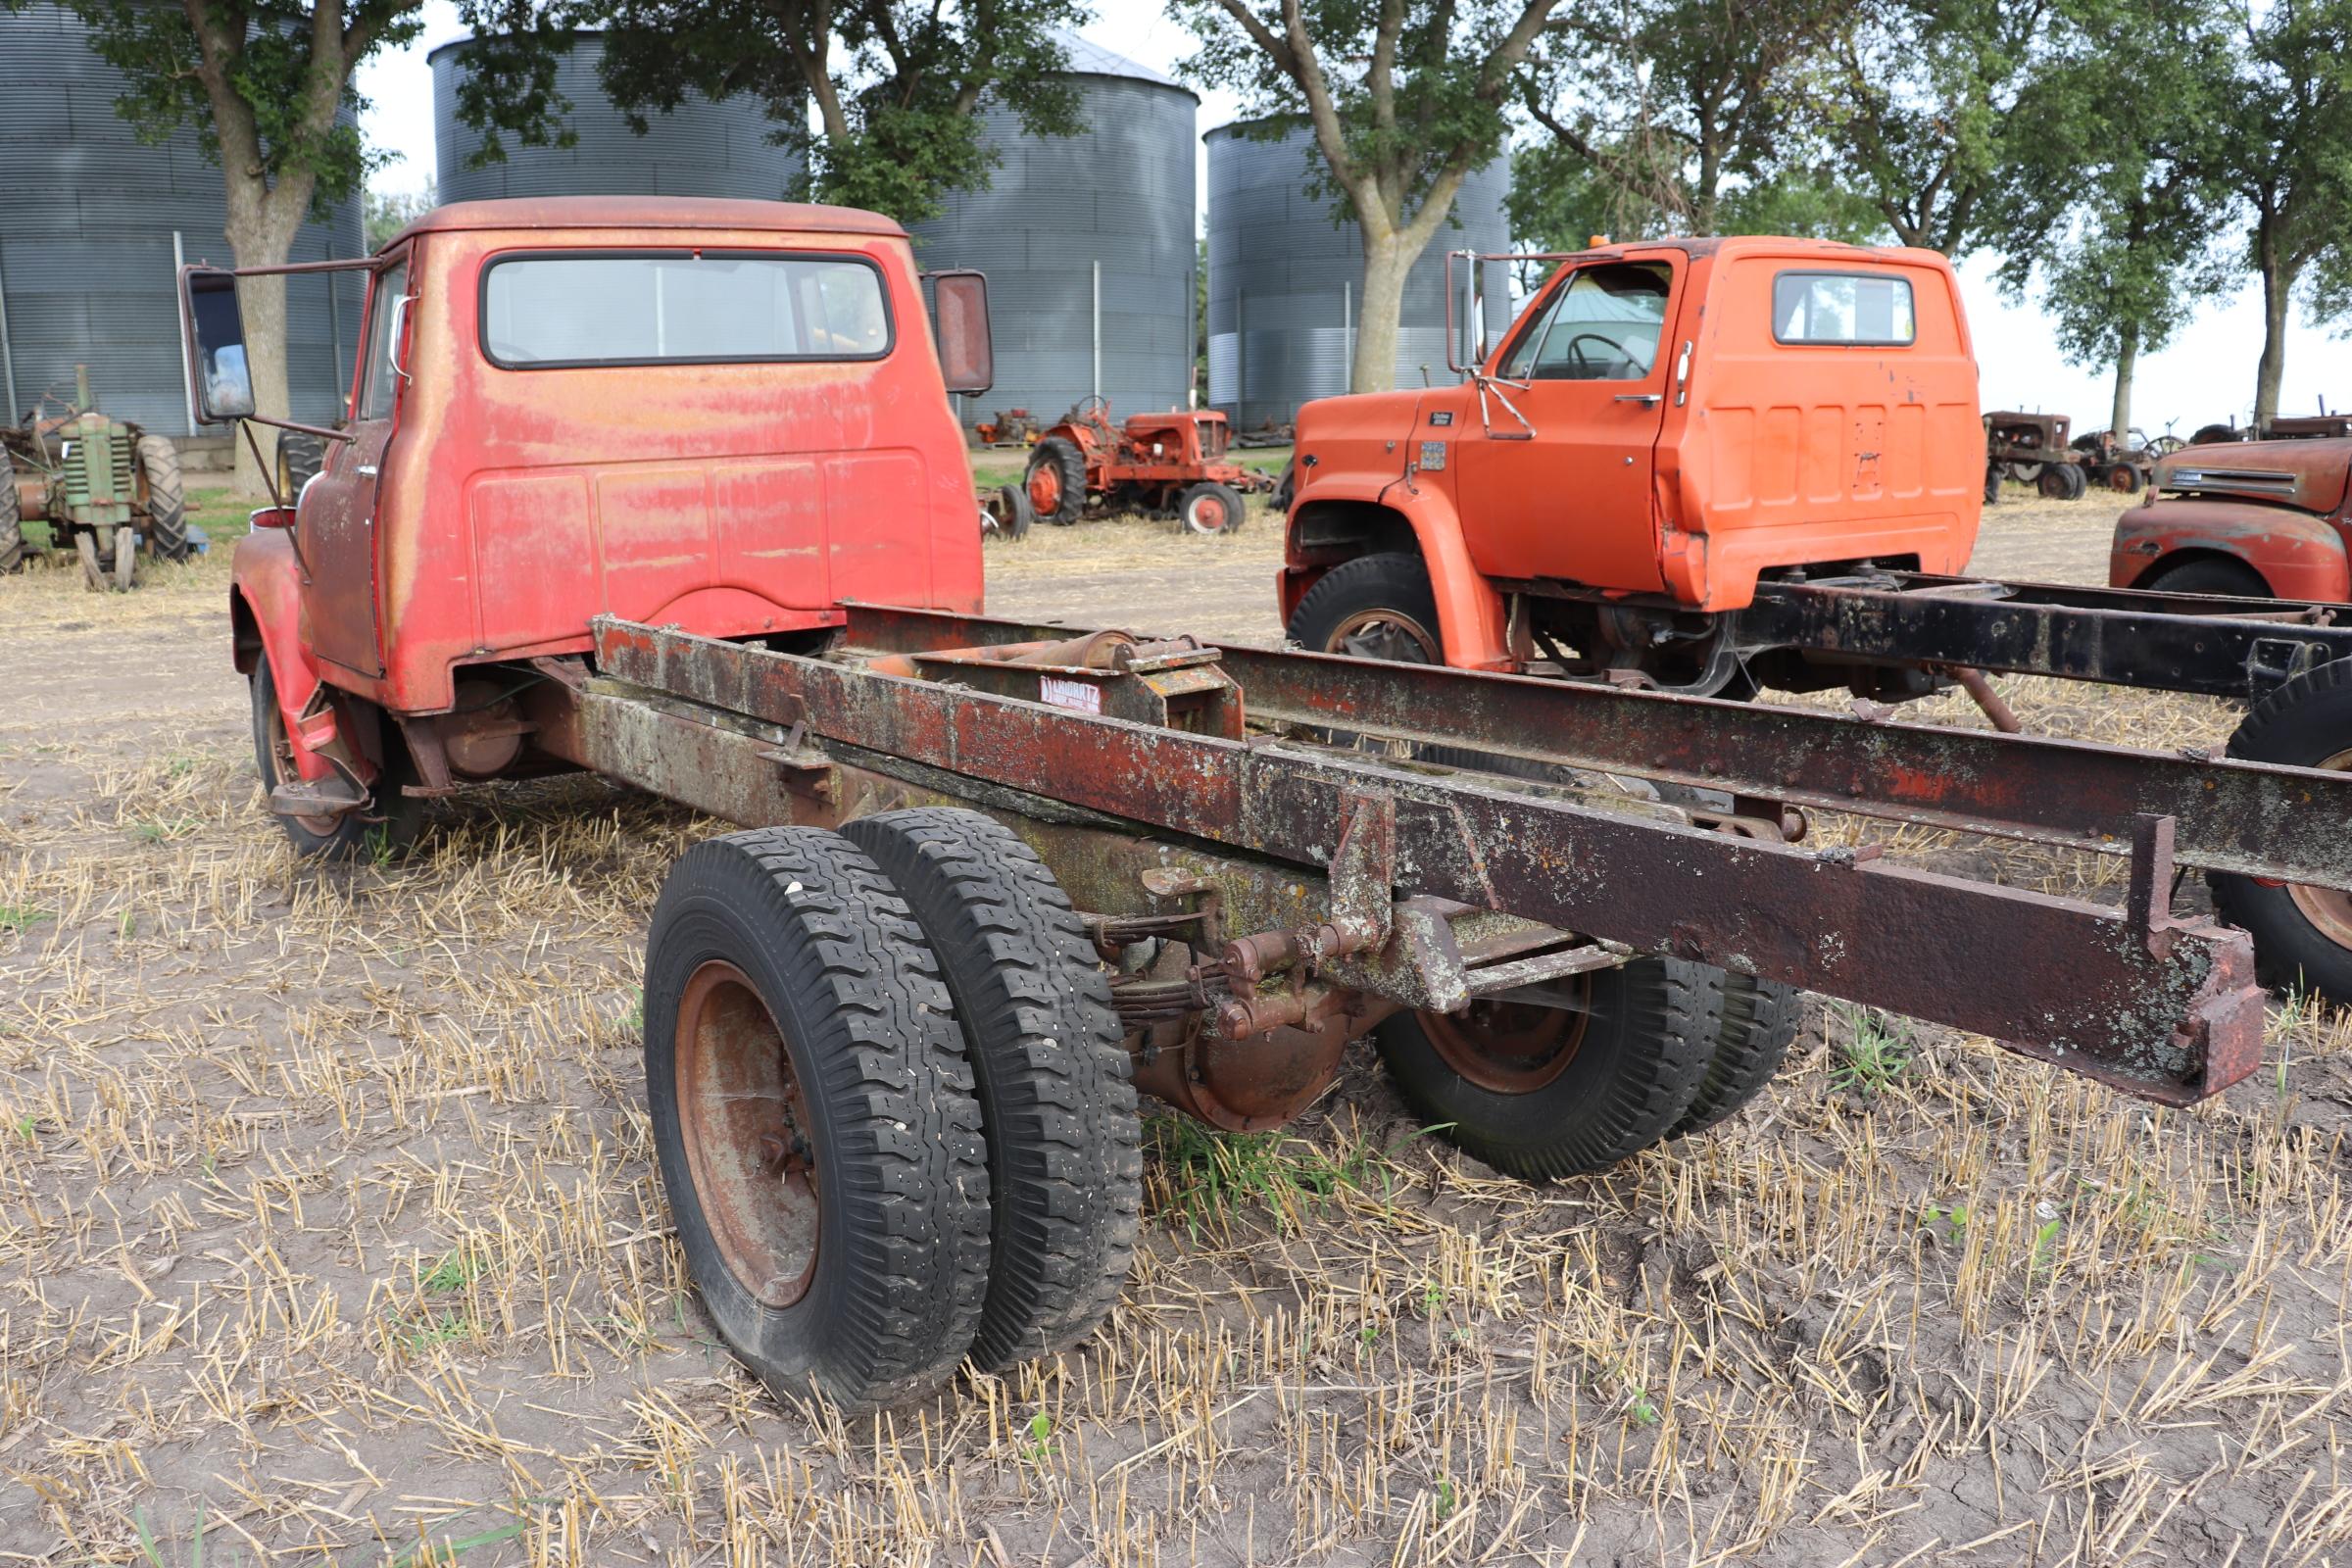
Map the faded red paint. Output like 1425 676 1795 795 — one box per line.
2110 437 2352 600
1282 237 1982 663
230 196 982 740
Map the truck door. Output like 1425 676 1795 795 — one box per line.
1454 258 1678 591
300 250 410 677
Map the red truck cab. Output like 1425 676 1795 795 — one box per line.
1281 236 1982 681
204 197 986 842
2109 438 2352 602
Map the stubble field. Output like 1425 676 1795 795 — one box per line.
6 481 2352 1567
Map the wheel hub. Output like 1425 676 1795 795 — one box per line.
1027 466 1062 514
674 959 820 1308
1326 607 1439 663
1418 991 1592 1093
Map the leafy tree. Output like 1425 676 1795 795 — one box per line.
1798 0 2053 258
1986 0 2236 439
2212 0 2352 427
1513 0 1867 240
8 0 429 483
1175 0 1565 395
366 181 438 250
458 0 1088 225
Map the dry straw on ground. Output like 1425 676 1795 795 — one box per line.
4 487 2350 1566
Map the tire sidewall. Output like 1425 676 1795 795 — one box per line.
642 867 870 1400
1286 553 1441 658
2212 661 2352 1000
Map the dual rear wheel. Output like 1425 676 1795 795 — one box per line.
646 811 1141 1411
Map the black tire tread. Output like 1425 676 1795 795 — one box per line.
1287 551 1440 658
137 434 190 562
844 808 1141 1369
0 467 22 572
1028 436 1088 526
1379 958 1723 1180
2212 657 2352 1002
2146 557 2272 600
647 829 993 1409
249 659 423 858
1671 974 1801 1138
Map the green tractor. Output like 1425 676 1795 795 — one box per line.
1 366 189 590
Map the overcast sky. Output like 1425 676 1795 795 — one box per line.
358 3 2349 434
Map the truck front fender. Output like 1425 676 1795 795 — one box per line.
2111 499 2351 602
1282 481 1512 669
230 528 333 781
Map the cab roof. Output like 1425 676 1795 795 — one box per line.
383 196 906 253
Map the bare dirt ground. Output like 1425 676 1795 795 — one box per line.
6 483 2352 1567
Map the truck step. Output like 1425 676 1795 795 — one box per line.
1464 942 1626 1004
269 774 367 819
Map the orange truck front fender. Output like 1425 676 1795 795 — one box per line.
1282 479 1512 669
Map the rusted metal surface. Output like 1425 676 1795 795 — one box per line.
840 604 2352 894
597 615 2268 1105
1731 576 2352 699
674 959 820 1307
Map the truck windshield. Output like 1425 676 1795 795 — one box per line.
1500 262 1672 382
482 252 893 368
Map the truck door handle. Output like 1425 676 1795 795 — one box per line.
1615 393 1661 406
356 464 378 476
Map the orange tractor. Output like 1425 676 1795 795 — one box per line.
1022 397 1274 534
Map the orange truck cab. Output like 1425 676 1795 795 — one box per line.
1282 236 1982 694
191 197 988 849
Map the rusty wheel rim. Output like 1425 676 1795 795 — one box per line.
1419 991 1592 1093
263 694 344 838
1187 493 1231 533
674 960 820 1309
2287 747 2352 951
1326 607 1440 663
1027 464 1062 514
2108 466 2137 492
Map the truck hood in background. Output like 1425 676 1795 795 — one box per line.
2156 438 2350 514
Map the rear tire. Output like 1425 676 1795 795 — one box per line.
249 656 422 859
644 828 993 1411
843 808 1142 1369
1670 975 1802 1138
1375 958 1724 1180
1025 436 1088 526
1177 480 1246 535
0 470 23 572
276 432 326 506
1288 552 1443 663
137 435 190 562
2210 658 2352 1006
2145 557 2271 600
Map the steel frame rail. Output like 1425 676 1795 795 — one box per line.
594 615 2265 1105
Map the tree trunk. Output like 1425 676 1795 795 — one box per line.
1352 231 1414 394
222 190 307 494
2109 319 2138 441
2255 237 2291 430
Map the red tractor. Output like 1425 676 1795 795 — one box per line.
1022 397 1273 534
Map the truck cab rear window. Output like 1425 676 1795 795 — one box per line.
481 253 892 368
1773 272 1915 346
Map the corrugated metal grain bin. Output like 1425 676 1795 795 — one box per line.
1205 119 1510 428
0 1 362 436
432 32 802 203
906 35 1198 432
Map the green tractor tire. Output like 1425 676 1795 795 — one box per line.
138 435 190 563
0 470 22 573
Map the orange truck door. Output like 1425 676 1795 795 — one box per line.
301 251 409 676
1452 258 1679 592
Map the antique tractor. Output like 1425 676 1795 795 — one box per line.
1 367 189 589
1985 410 2089 500
1023 397 1275 534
